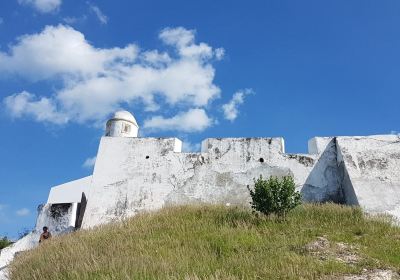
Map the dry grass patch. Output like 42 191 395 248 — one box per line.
9 204 400 280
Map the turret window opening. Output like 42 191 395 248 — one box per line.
122 123 131 134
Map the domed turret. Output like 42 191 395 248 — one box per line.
105 110 139 138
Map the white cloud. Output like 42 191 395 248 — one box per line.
0 18 4 25
63 16 87 25
142 50 171 66
144 108 212 132
18 0 62 13
0 25 138 81
215 48 225 60
1 25 223 132
82 156 96 168
16 208 30 216
159 27 223 61
63 17 78 24
159 27 195 49
4 91 68 124
222 89 253 122
89 4 108 24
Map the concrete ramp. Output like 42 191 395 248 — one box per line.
336 135 400 216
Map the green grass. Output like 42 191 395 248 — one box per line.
9 204 400 280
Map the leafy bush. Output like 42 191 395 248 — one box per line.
0 236 12 250
248 175 301 217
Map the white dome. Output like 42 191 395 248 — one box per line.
105 110 139 138
111 110 138 127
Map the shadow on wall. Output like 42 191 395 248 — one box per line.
336 142 359 206
301 138 346 204
75 193 87 229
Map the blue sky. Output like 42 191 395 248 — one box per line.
0 0 399 238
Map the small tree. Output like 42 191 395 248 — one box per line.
0 236 12 250
248 175 301 217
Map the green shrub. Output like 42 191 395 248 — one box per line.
0 236 12 250
248 175 301 217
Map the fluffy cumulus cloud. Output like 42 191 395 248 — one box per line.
18 0 62 13
222 89 253 121
144 108 212 132
0 25 138 81
1 25 229 133
4 91 68 124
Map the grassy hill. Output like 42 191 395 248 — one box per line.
9 204 400 279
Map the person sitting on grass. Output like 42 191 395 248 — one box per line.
39 226 52 243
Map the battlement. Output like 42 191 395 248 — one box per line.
201 137 285 154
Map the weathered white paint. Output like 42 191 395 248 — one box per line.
105 111 139 138
81 137 186 227
79 133 400 228
336 135 400 216
47 176 92 204
303 138 343 202
308 137 334 155
80 136 339 228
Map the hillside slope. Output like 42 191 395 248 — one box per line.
9 204 400 279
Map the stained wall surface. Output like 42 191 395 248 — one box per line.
81 137 341 228
336 135 400 216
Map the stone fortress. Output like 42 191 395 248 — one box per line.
1 110 400 278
